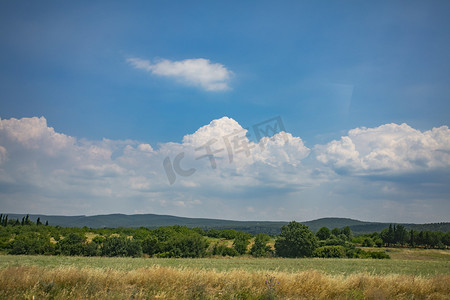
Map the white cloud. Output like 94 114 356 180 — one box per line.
127 57 232 91
0 146 7 164
0 116 75 155
0 116 449 222
315 123 450 175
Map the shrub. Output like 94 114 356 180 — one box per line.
213 244 239 256
313 246 346 258
165 233 207 258
101 236 142 257
362 237 375 247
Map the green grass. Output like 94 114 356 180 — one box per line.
1 254 449 277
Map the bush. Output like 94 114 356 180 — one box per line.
84 242 100 256
313 246 346 258
213 244 238 256
101 236 142 257
58 233 85 256
364 251 390 259
142 236 160 256
165 233 207 258
8 232 55 255
362 237 375 247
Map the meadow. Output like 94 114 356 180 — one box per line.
1 248 449 299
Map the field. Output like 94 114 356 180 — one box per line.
1 248 449 299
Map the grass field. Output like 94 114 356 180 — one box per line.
1 248 449 299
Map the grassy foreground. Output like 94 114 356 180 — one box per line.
1 254 449 299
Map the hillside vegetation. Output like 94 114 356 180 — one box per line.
4 213 450 235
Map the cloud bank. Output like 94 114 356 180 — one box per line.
0 116 449 222
316 123 450 175
127 57 232 91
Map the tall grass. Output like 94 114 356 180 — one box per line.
1 265 449 299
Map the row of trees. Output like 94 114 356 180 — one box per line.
0 214 48 227
353 224 450 249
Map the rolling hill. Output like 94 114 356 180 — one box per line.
4 213 450 235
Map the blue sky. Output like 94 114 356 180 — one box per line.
0 1 449 222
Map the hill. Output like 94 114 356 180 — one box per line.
4 213 450 235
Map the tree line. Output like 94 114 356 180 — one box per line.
0 214 448 259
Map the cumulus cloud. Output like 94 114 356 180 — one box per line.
0 115 312 218
0 116 75 155
1 116 449 222
127 57 232 91
315 123 450 175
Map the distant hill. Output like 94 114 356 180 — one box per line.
5 213 450 235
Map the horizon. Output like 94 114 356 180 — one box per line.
0 1 449 223
3 212 448 226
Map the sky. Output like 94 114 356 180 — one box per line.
0 1 449 223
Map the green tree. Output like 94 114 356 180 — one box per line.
142 236 160 256
275 221 318 258
342 226 353 241
166 233 207 258
409 230 415 247
394 224 407 245
381 224 395 246
233 232 250 255
59 233 85 256
316 227 331 240
362 237 375 247
250 233 271 257
331 228 341 236
101 236 142 257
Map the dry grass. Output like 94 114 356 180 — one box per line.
359 247 450 261
0 265 449 299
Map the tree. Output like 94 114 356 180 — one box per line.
442 232 450 247
165 233 207 258
101 236 142 257
275 221 318 258
233 232 250 255
142 236 160 256
59 233 85 256
362 237 375 247
250 233 271 257
206 229 220 238
409 230 415 247
381 224 395 246
342 226 353 241
316 227 331 240
394 225 407 245
331 228 341 236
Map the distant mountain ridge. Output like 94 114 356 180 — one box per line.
4 213 450 235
